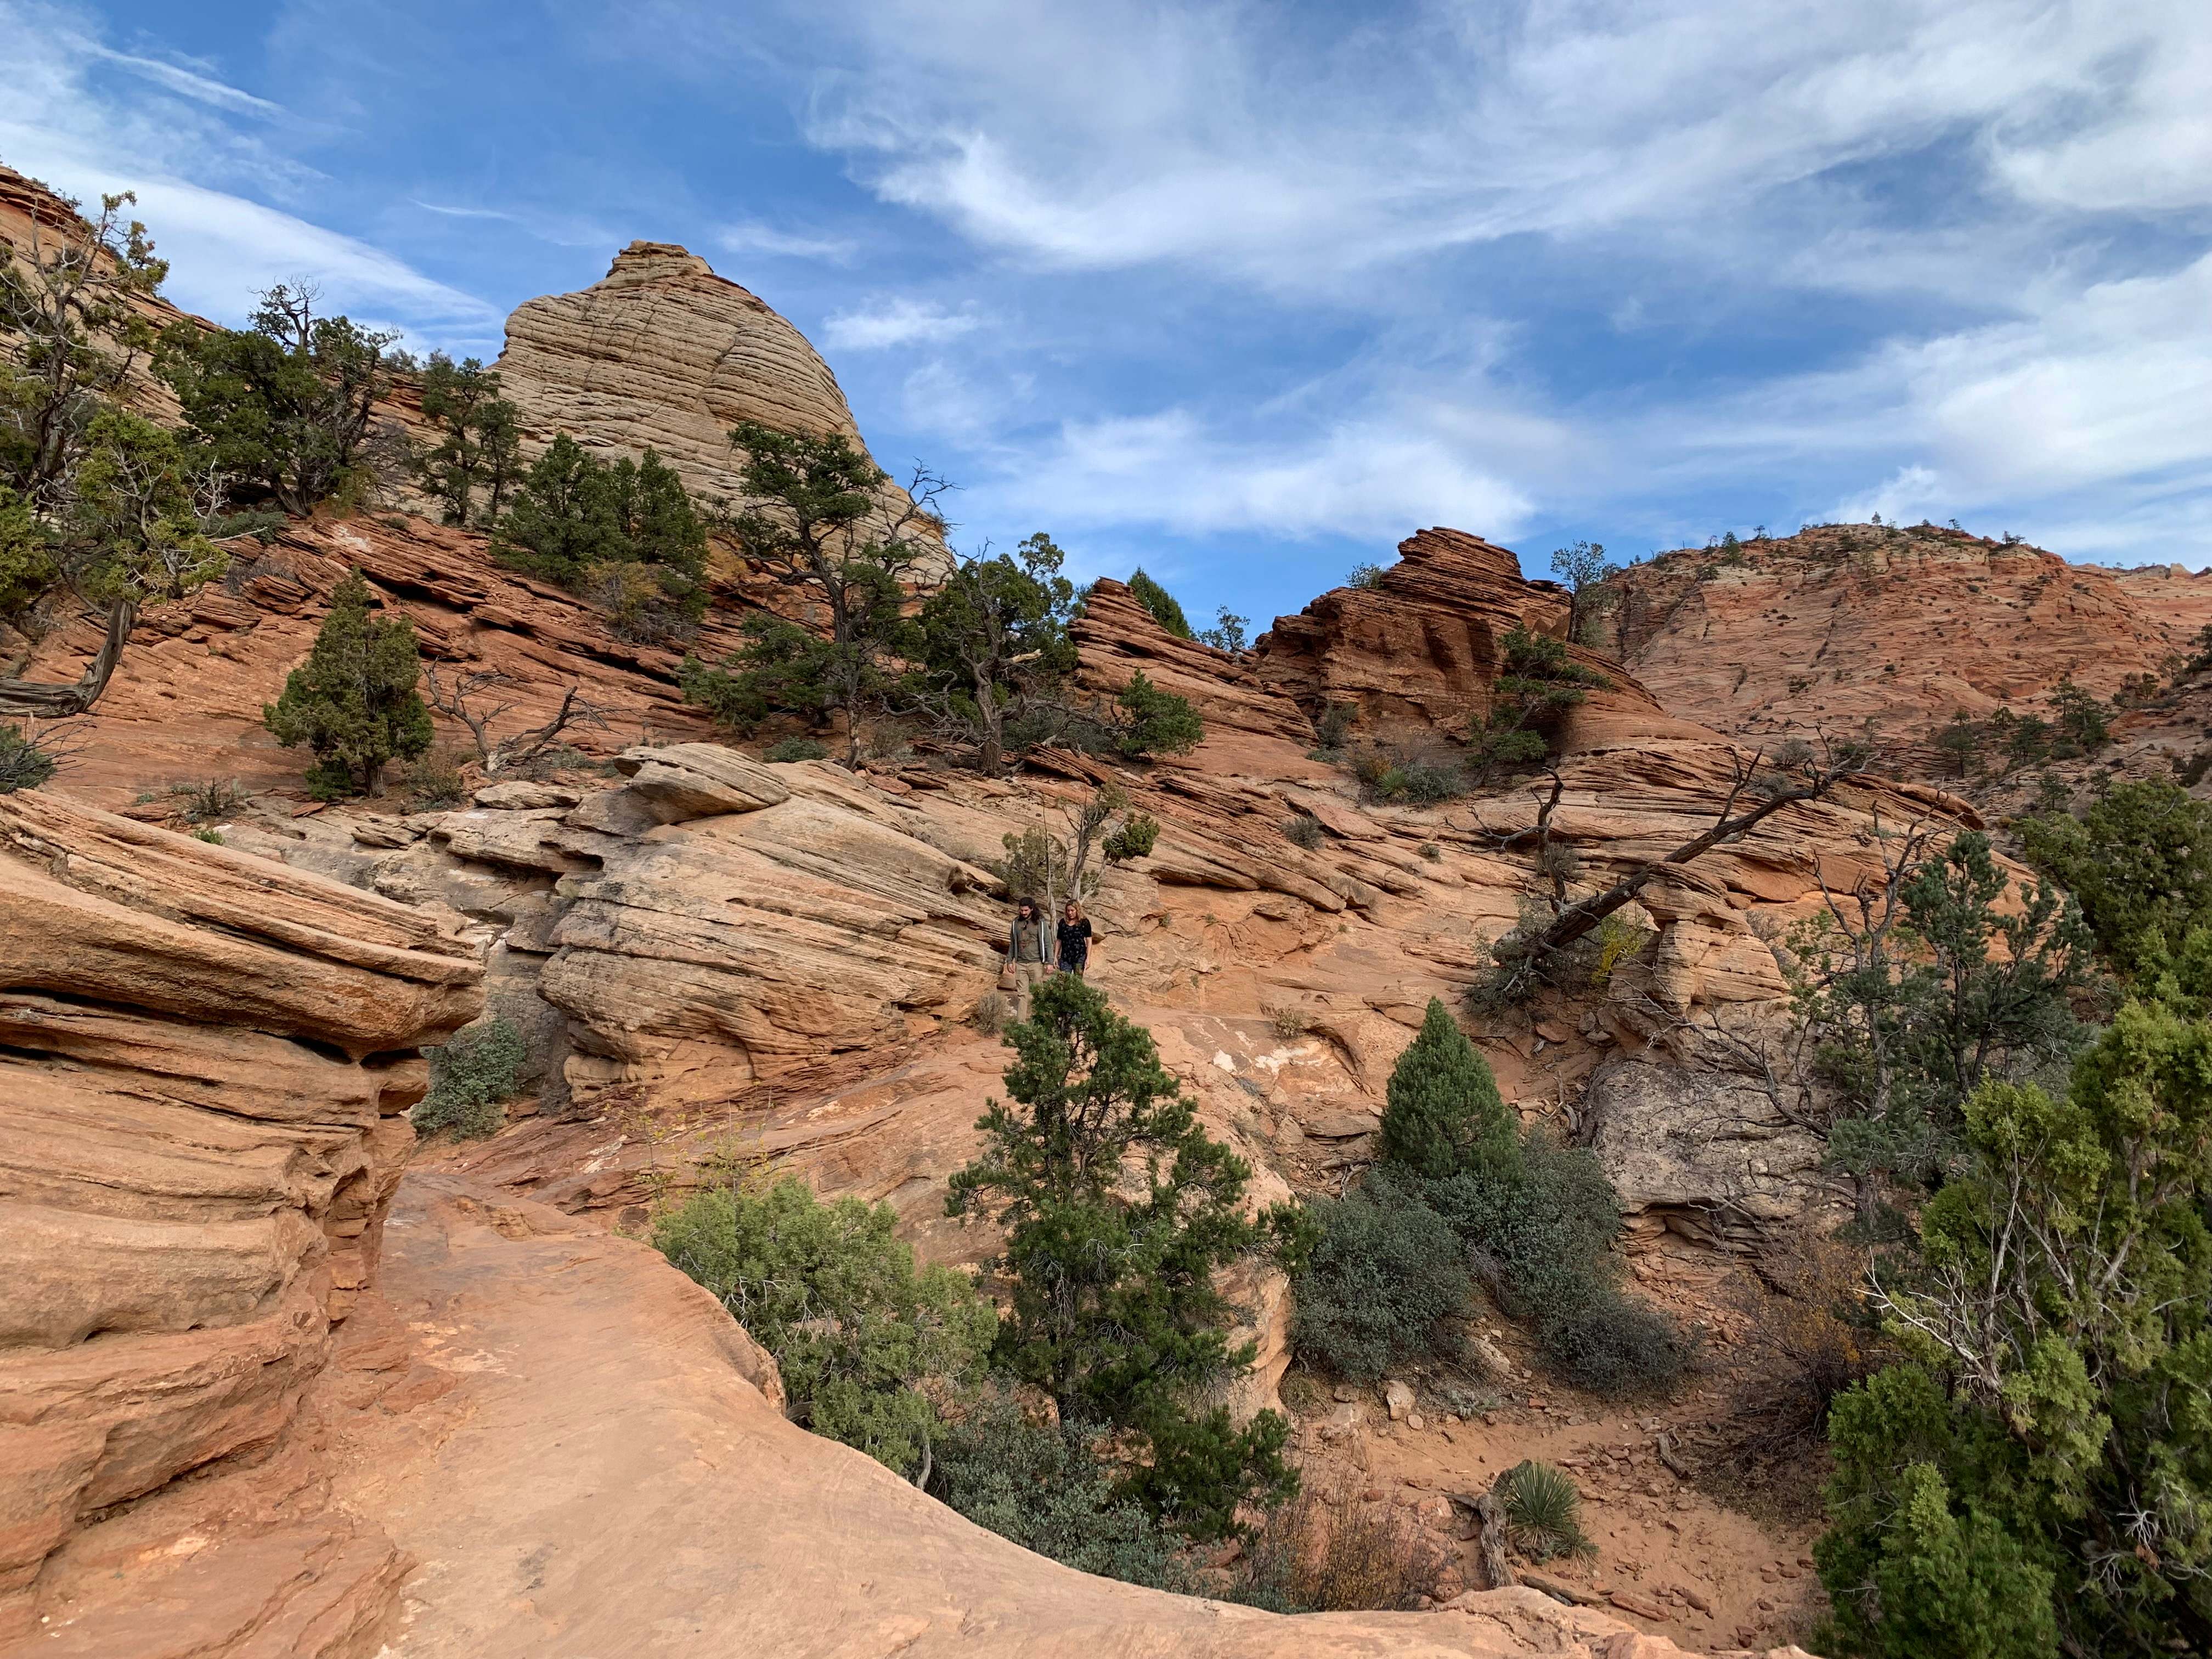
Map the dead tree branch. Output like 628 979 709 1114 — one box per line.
0 601 136 718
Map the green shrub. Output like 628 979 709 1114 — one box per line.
1499 1460 1595 1561
414 1015 527 1138
1426 1131 1690 1395
930 1391 1181 1588
1111 669 1203 758
2022 777 2212 970
0 723 59 793
764 736 830 762
1311 702 1356 752
193 828 223 844
1292 1170 1471 1380
1283 813 1324 850
1126 567 1194 638
1346 561 1385 589
1377 997 1515 1180
263 571 433 798
657 1177 996 1478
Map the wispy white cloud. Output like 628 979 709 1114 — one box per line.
716 218 859 263
86 43 284 116
822 296 983 350
0 0 496 338
983 404 1547 544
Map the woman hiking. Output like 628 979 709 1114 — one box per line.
1056 898 1095 977
1004 896 1051 1018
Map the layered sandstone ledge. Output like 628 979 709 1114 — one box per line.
1609 524 2212 770
0 793 481 1634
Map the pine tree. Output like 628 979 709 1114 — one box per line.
1378 997 1514 1178
946 973 1308 1539
263 570 433 797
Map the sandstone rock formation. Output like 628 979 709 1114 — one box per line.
0 790 481 1639
493 240 941 550
1254 529 1710 751
0 162 205 430
1608 523 2212 773
5 512 743 804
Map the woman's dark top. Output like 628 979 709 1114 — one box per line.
1056 917 1093 972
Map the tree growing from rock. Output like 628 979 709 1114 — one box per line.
947 974 1309 1540
697 419 947 766
2023 778 2212 973
62 406 225 603
1466 624 1609 786
1125 567 1192 638
0 184 168 513
909 531 1079 772
1548 541 1620 645
492 434 707 641
160 283 405 515
263 569 433 797
414 353 522 527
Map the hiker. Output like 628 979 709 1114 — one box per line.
1004 896 1051 1018
1056 898 1095 977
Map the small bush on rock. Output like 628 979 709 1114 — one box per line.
0 722 59 793
414 1015 526 1138
1283 813 1324 850
1228 1487 1450 1612
1425 1131 1691 1396
929 1391 1181 1588
1292 1169 1472 1381
656 1177 997 1479
763 736 829 762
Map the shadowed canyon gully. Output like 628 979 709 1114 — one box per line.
0 184 2062 1657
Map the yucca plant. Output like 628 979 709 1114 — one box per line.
1500 1460 1594 1562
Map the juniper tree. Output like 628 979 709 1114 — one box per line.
1376 997 1515 1178
0 184 169 511
415 353 521 527
263 570 432 797
160 284 404 515
909 531 1078 772
946 974 1308 1540
704 419 946 765
1126 567 1193 638
1819 999 2212 1658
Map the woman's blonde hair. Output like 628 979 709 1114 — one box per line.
1062 898 1085 920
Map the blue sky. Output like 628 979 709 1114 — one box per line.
4 1 2209 628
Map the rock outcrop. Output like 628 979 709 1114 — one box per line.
1255 529 1709 751
493 240 941 549
4 513 745 805
1609 523 2212 772
0 791 481 1638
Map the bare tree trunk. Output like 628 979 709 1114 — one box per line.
0 601 137 718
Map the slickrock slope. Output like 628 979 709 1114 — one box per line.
1609 523 2212 771
1256 529 1711 749
494 240 941 548
5 512 744 805
0 163 205 427
0 791 481 1641
18 1173 1810 1659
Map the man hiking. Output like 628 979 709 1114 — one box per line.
1004 896 1051 1018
